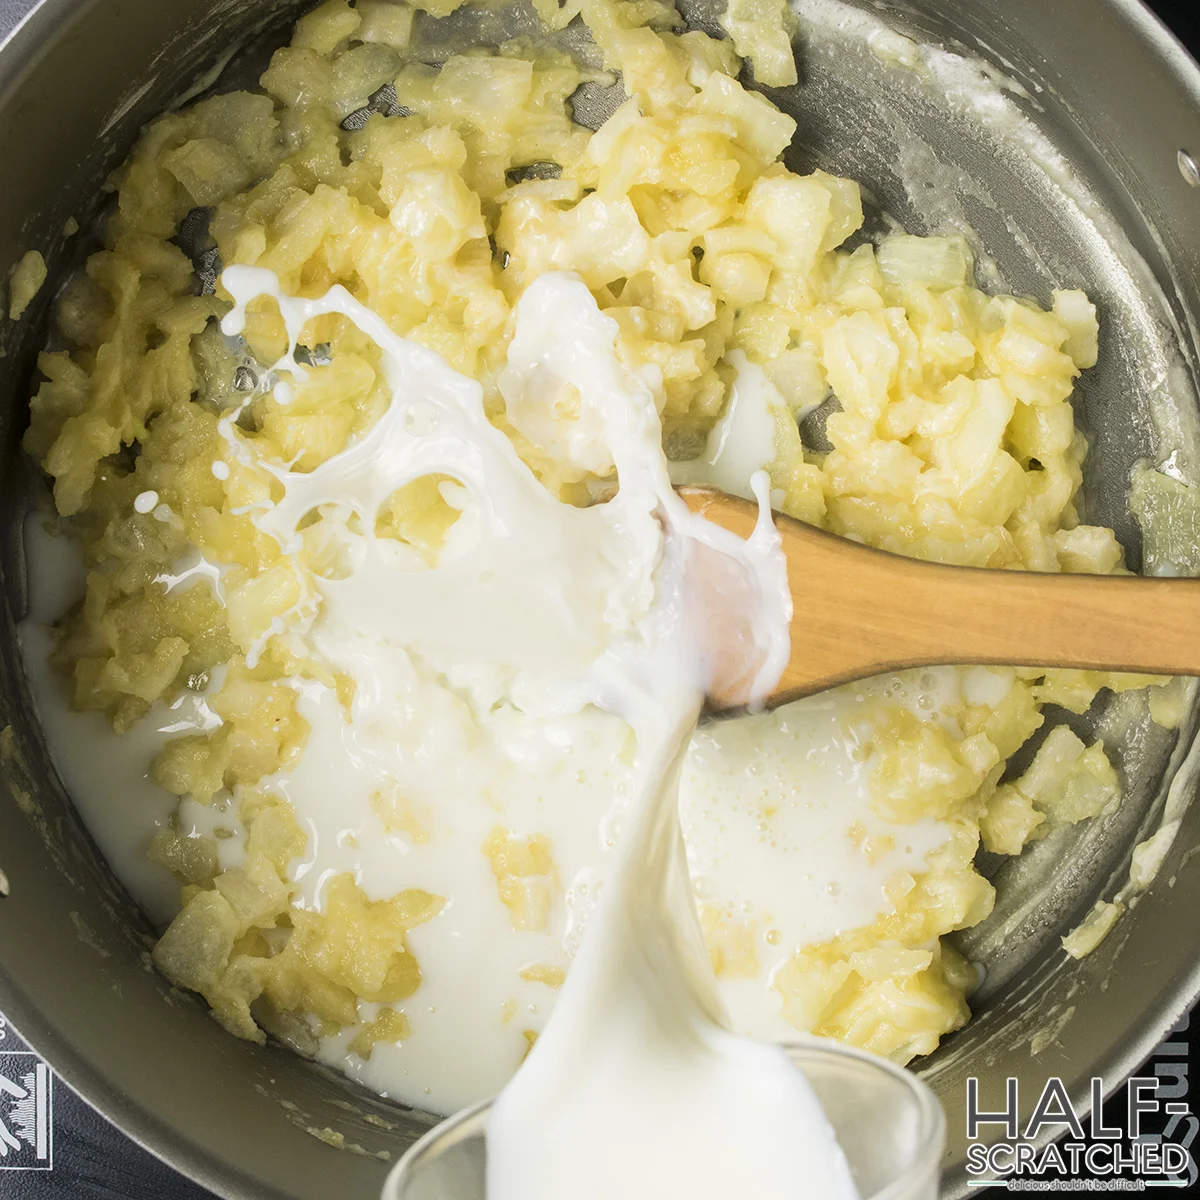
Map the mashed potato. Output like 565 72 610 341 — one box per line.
25 0 1167 1074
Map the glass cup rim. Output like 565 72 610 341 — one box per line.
382 1036 945 1200
786 1037 946 1200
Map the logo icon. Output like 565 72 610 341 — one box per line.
0 1050 53 1171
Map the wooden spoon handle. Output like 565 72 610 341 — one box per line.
781 529 1200 690
680 488 1200 706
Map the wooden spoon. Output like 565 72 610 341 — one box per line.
679 486 1200 711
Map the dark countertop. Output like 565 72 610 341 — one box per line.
2 2 1199 1197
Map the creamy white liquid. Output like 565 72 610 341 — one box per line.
213 268 858 1199
19 269 947 1191
487 708 858 1200
18 526 238 926
669 349 788 505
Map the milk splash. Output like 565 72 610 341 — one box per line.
218 267 857 1200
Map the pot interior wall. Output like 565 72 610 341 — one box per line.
2 3 1200 1198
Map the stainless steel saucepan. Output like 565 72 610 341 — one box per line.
2 1 1200 1196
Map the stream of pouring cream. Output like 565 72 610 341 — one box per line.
219 267 859 1200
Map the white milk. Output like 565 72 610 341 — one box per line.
486 697 859 1200
669 349 788 505
215 267 858 1198
19 268 944 1189
17 527 238 926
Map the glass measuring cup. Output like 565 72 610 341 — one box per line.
381 1039 945 1200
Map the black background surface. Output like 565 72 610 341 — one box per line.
1153 0 1199 49
2 2 1199 1196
